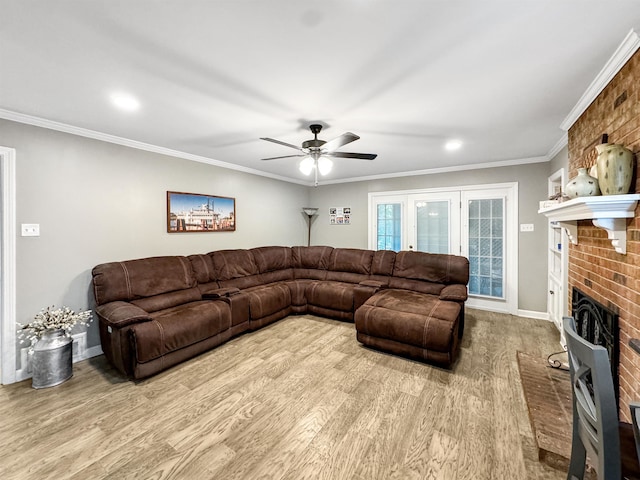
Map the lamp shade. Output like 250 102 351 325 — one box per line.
302 207 318 216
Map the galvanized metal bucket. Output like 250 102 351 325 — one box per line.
31 329 73 389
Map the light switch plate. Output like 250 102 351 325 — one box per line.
520 223 534 232
21 224 40 236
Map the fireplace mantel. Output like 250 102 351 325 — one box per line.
538 194 640 254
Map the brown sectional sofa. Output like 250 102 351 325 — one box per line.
92 246 469 379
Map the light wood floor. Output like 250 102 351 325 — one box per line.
0 309 567 480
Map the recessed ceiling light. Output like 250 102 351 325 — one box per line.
445 139 463 151
110 92 140 112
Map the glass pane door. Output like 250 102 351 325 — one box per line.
466 197 504 298
409 192 460 254
376 202 402 251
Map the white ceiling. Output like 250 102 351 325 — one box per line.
2 1 639 185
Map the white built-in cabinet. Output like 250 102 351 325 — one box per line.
546 169 568 347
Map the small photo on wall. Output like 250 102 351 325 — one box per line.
329 207 351 225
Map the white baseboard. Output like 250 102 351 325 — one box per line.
517 309 550 321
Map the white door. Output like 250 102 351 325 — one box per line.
370 195 405 252
461 187 518 314
408 192 461 254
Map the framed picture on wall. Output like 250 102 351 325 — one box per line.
329 206 351 225
167 191 236 232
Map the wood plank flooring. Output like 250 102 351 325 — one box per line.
0 309 567 479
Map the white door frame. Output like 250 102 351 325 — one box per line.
1 146 17 384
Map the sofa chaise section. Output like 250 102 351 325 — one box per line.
354 251 469 367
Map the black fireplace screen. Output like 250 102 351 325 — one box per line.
572 287 619 403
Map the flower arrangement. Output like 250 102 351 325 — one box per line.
18 306 93 353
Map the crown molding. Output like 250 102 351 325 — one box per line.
0 109 309 186
0 109 553 188
319 155 549 185
560 28 640 131
547 133 568 160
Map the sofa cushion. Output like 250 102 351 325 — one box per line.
210 249 263 289
356 289 460 353
251 246 293 273
371 250 396 276
210 249 259 280
243 283 292 319
393 251 469 285
306 281 355 312
130 300 231 363
292 246 333 280
387 277 444 296
325 248 373 284
93 256 196 305
131 287 202 313
292 246 333 269
328 248 374 275
188 254 216 283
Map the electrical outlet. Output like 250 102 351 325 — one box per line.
21 224 40 237
520 223 534 232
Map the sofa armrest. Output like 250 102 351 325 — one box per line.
439 284 468 302
202 287 241 299
96 301 152 329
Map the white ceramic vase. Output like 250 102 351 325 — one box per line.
565 168 600 198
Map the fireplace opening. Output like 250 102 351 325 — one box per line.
571 287 620 404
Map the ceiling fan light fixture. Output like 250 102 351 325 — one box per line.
299 156 314 175
317 156 333 175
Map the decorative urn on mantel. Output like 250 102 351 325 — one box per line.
565 168 600 198
595 143 635 195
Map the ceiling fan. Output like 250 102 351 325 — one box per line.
260 124 377 186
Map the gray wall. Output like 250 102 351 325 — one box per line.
1 119 308 368
308 163 550 313
3 116 562 373
549 145 569 177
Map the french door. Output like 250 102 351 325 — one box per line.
408 192 461 254
369 183 518 314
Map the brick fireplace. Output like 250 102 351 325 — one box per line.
566 48 640 422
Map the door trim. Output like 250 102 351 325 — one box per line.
0 146 17 384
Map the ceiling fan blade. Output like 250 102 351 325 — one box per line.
261 154 306 161
321 132 360 152
260 137 303 151
326 151 377 160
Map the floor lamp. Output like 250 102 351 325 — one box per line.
302 207 318 246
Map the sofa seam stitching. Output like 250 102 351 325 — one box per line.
422 299 440 360
120 262 132 300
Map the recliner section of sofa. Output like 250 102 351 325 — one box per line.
92 246 469 379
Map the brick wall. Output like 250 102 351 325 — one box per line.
567 49 640 422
